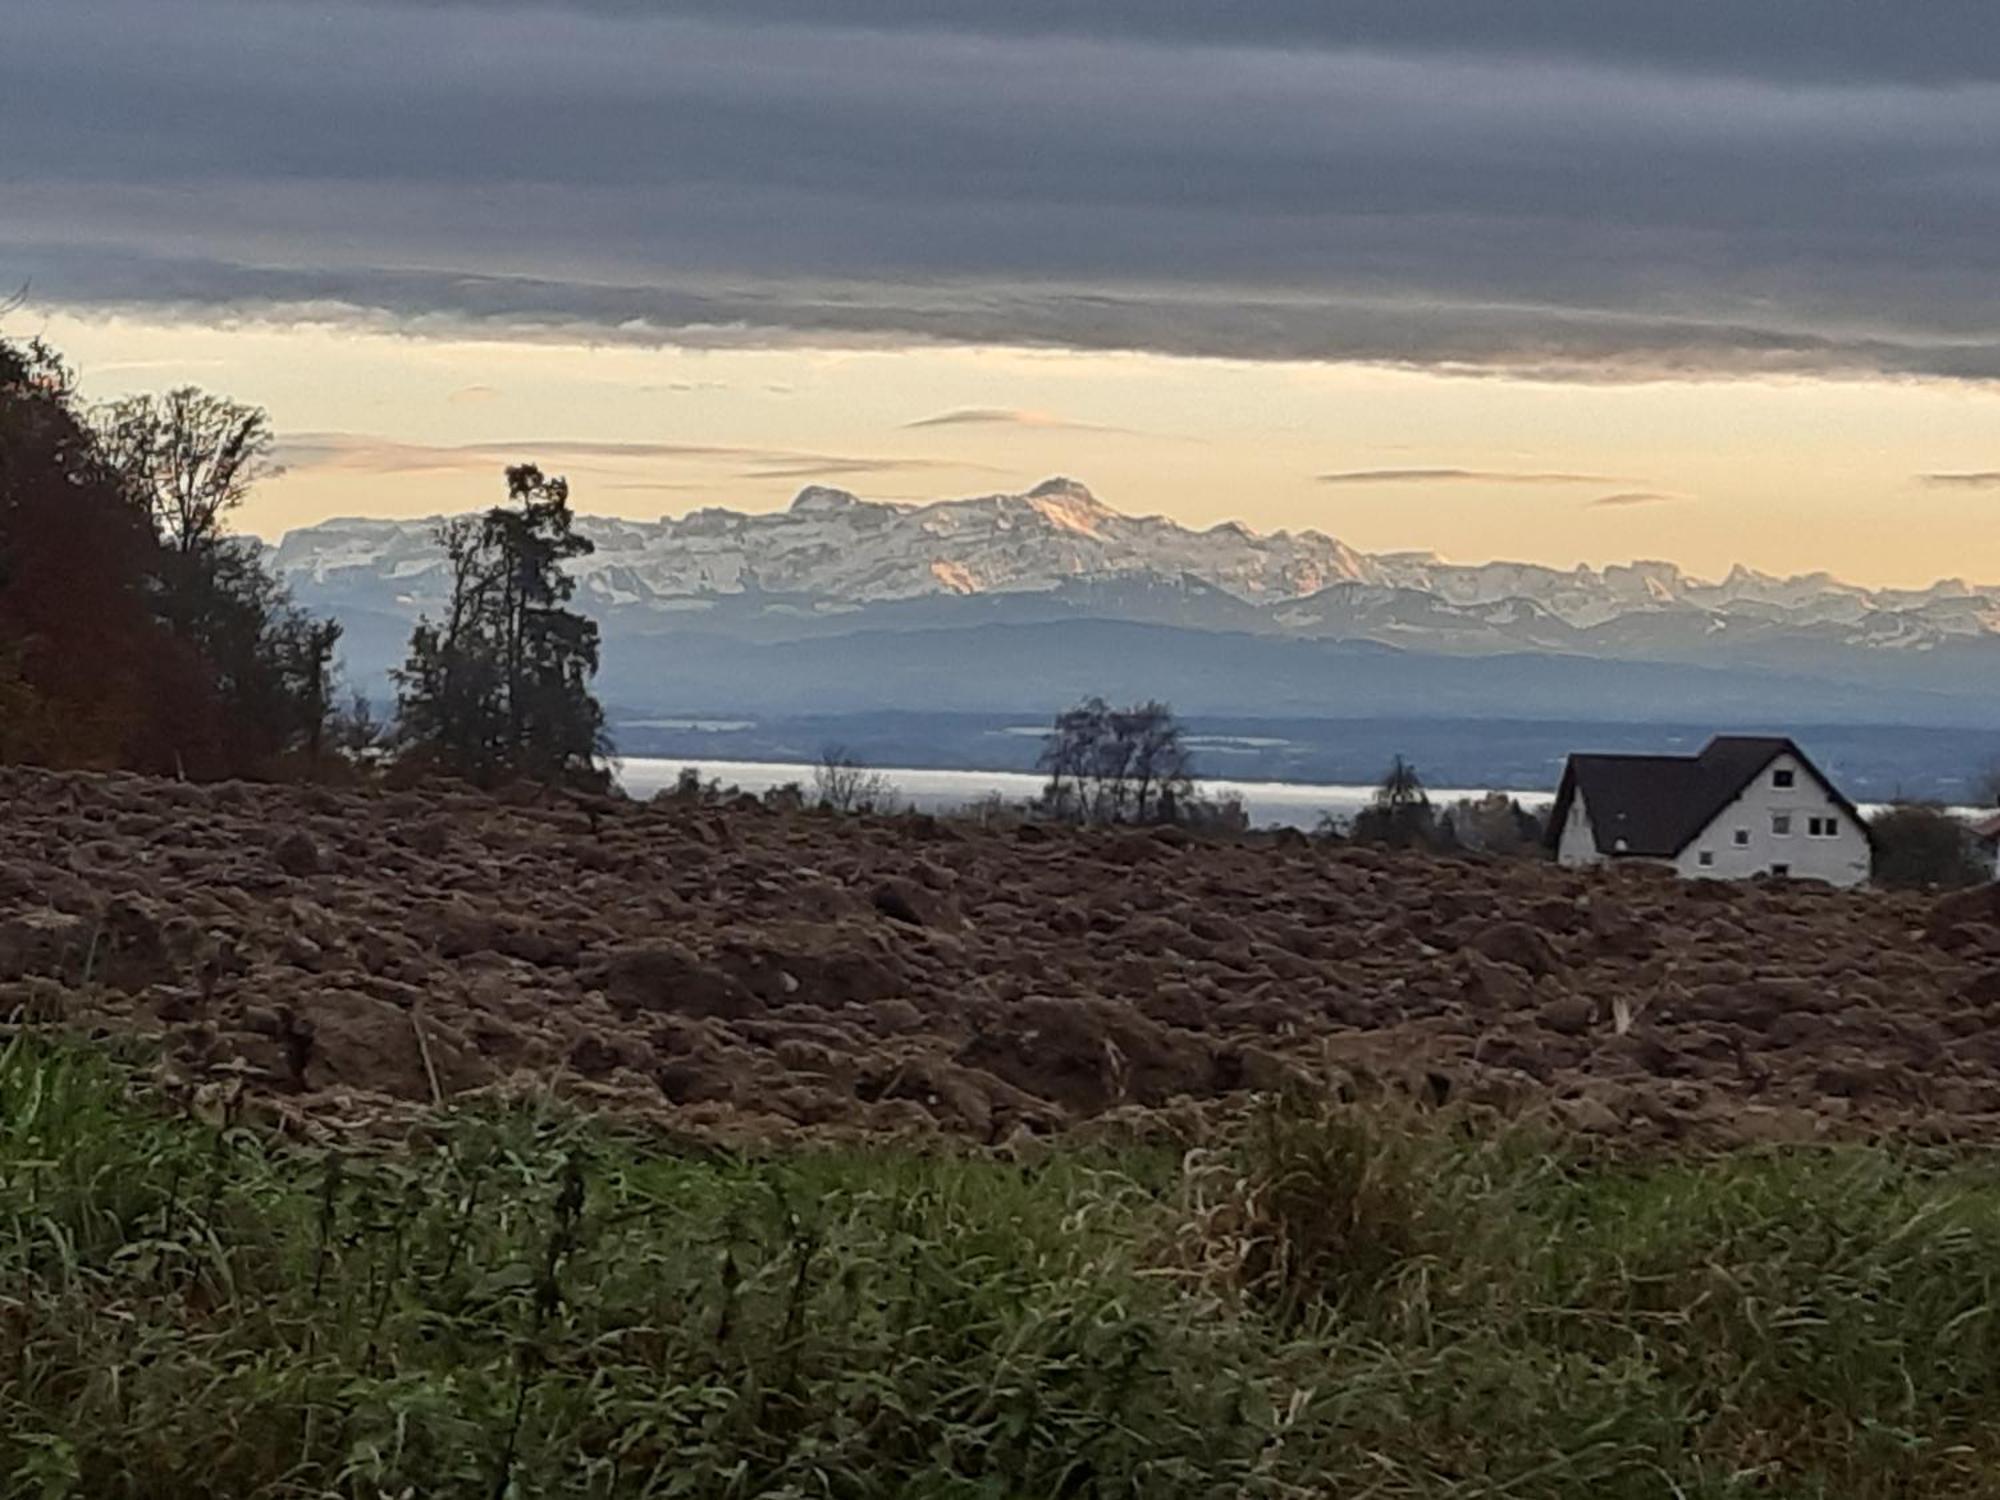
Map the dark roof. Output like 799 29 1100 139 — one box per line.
1546 735 1868 859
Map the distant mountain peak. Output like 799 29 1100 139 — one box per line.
1027 475 1096 501
790 485 863 514
266 479 2000 675
1020 478 1112 539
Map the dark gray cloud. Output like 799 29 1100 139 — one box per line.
267 1 2000 84
1319 469 1623 486
8 0 2000 381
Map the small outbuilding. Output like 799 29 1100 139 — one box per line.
1548 735 1872 886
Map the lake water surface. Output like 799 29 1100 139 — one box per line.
619 756 1965 831
620 756 1546 830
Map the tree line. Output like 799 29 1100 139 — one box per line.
0 330 608 789
1027 698 1543 850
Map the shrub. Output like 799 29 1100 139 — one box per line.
812 745 898 813
1870 802 1987 888
13 1037 2000 1497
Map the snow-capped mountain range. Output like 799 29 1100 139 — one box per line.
267 476 2000 657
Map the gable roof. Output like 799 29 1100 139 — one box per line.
1547 735 1869 859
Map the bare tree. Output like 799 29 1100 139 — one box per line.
1118 700 1192 823
1038 698 1107 821
814 745 897 813
1037 697 1196 825
93 387 278 554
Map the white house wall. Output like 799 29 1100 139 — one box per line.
1672 752 1870 887
1556 794 1602 866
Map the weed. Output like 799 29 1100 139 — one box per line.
6 1036 2000 1496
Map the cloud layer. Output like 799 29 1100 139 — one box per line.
1921 472 2000 489
9 0 2000 381
1318 468 1622 486
273 433 980 484
905 408 1142 435
1586 491 1684 508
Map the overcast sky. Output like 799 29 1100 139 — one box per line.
10 0 2000 582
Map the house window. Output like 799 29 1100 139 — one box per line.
1808 816 1839 838
1772 814 1792 836
1698 850 1714 867
1733 829 1750 847
1771 863 1791 877
1773 768 1795 788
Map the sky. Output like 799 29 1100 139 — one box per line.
8 0 2000 586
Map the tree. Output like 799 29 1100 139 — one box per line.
88 379 345 773
282 615 346 764
1439 792 1545 856
1120 700 1192 824
329 687 386 758
394 465 609 788
1869 804 1986 889
1349 756 1442 849
396 516 505 779
1 337 348 777
1037 697 1195 825
0 335 226 771
0 637 51 762
165 535 342 770
814 745 896 813
93 387 276 555
1038 697 1107 822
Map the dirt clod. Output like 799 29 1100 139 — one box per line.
2 764 1994 1146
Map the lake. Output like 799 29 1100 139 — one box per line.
619 756 1548 830
619 756 1979 831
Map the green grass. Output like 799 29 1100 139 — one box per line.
6 1035 2000 1497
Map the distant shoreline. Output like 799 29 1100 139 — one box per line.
619 756 1981 831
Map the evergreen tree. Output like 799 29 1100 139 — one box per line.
394 465 608 788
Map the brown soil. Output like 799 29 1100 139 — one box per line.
5 765 1999 1145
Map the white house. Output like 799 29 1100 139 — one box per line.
1548 735 1873 887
